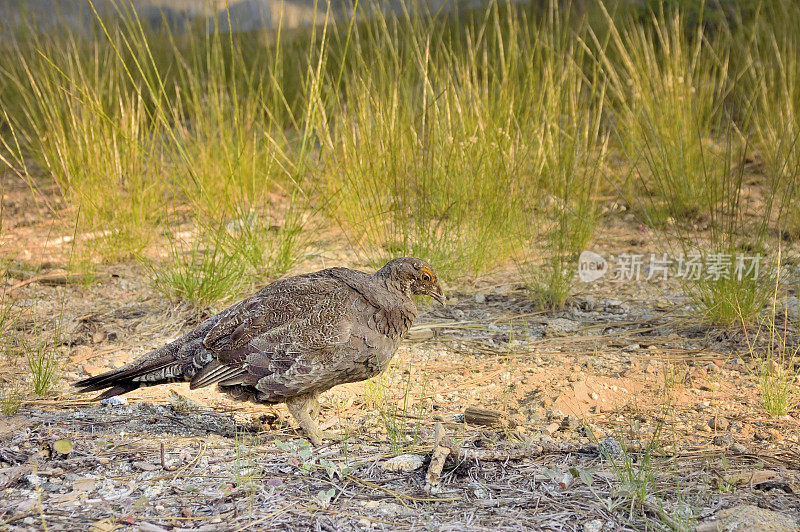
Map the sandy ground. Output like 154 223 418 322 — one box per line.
1 173 800 531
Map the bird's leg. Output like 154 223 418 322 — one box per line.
285 393 324 446
308 395 321 421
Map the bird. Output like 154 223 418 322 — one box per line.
74 257 445 446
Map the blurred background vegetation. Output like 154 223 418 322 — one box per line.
1 0 799 323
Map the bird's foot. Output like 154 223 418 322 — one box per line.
286 393 331 447
303 428 344 447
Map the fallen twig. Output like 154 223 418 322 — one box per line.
160 442 179 471
425 422 452 493
5 272 89 293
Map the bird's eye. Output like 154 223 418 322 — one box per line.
421 272 431 283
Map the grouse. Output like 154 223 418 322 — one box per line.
74 257 445 445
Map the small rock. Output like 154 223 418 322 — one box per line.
100 397 127 406
708 417 729 431
545 409 564 420
583 519 604 532
544 318 580 338
472 487 489 499
133 461 159 472
713 434 733 446
655 299 671 310
474 292 486 304
598 436 624 460
25 474 43 487
729 443 749 454
543 423 561 436
754 431 770 442
381 454 425 472
697 504 798 532
603 299 627 314
622 344 640 352
561 415 580 431
140 523 169 532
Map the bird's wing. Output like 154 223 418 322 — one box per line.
192 271 362 392
203 273 344 352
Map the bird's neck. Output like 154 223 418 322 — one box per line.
381 276 413 302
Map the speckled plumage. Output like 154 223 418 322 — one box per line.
74 257 444 445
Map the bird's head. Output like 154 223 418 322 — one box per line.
378 257 445 306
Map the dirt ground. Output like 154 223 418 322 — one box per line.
1 174 800 531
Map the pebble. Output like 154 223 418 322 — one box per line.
544 318 580 338
697 504 799 532
561 415 580 430
543 422 561 436
696 401 711 411
729 443 749 454
598 436 624 460
25 474 43 487
381 454 425 472
583 519 604 532
712 434 733 446
100 397 128 406
655 299 671 310
708 416 729 431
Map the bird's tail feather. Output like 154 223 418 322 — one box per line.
73 356 186 398
71 329 202 400
73 321 226 400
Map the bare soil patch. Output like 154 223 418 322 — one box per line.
1 176 799 531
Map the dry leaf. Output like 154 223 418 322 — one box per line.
88 518 119 532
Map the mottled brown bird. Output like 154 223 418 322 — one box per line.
74 257 444 445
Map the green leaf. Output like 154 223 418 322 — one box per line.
53 439 73 455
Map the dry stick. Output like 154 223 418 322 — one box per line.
5 272 89 293
160 442 178 471
151 442 207 480
425 422 452 493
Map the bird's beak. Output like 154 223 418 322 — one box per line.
431 284 446 306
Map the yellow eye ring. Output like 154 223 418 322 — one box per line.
421 272 432 283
